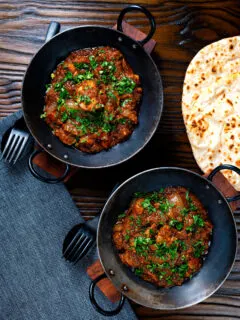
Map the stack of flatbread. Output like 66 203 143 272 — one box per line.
182 36 240 191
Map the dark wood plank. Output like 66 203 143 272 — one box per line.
1 1 240 319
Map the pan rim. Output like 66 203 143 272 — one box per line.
97 166 238 309
21 25 163 168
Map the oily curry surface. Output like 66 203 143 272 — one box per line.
42 46 142 153
113 187 213 288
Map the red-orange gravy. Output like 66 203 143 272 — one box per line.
113 187 213 288
42 46 142 153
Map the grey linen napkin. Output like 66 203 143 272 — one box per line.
0 111 137 320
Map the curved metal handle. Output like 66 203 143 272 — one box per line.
89 273 125 317
45 21 61 42
117 5 156 46
207 164 240 202
28 149 70 184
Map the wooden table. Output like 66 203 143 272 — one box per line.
1 0 239 318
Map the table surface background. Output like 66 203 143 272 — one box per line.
0 0 239 319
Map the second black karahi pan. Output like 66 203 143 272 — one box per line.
21 5 163 183
90 165 239 315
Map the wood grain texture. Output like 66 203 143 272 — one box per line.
1 0 240 319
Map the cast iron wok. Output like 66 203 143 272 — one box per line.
21 5 163 183
90 164 239 314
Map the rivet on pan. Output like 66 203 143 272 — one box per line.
218 199 222 204
122 285 128 292
118 37 123 42
63 154 69 160
47 144 52 149
109 269 115 276
206 185 210 189
132 44 137 49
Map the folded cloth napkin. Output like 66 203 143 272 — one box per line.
0 111 137 320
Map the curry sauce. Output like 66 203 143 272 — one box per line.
113 187 213 288
42 46 142 153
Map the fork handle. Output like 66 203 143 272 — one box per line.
45 21 60 42
28 149 70 184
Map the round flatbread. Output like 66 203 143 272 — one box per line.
182 36 240 191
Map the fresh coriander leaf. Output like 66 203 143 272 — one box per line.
141 198 156 213
78 95 91 105
40 112 47 119
193 240 205 258
89 55 98 69
193 215 205 227
169 219 183 231
114 77 136 95
178 263 188 278
74 62 89 70
61 112 68 122
135 268 143 276
180 207 189 216
124 234 130 241
118 213 126 219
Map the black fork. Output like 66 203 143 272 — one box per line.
62 183 119 263
63 223 96 264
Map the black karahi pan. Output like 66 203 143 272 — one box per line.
21 5 163 183
89 165 239 315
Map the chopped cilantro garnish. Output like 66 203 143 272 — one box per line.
177 263 188 278
74 71 94 83
169 219 183 231
193 214 205 227
56 86 70 108
180 207 189 216
89 55 98 69
177 240 187 250
61 112 68 122
136 217 142 226
121 98 132 107
141 198 156 213
124 234 130 241
134 236 153 256
40 112 47 119
102 122 115 133
159 199 174 214
45 83 51 91
186 214 205 232
114 77 136 95
169 242 178 259
166 276 173 285
185 191 197 211
147 263 158 273
107 91 117 100
78 95 91 105
155 242 168 259
193 240 205 258
118 118 127 124
63 71 74 82
149 229 155 235
135 268 143 276
74 62 89 70
118 213 126 219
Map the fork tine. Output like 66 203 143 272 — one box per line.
8 136 23 164
4 134 19 162
0 130 15 160
74 239 95 264
70 236 89 262
63 233 86 260
62 230 84 257
12 136 28 164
